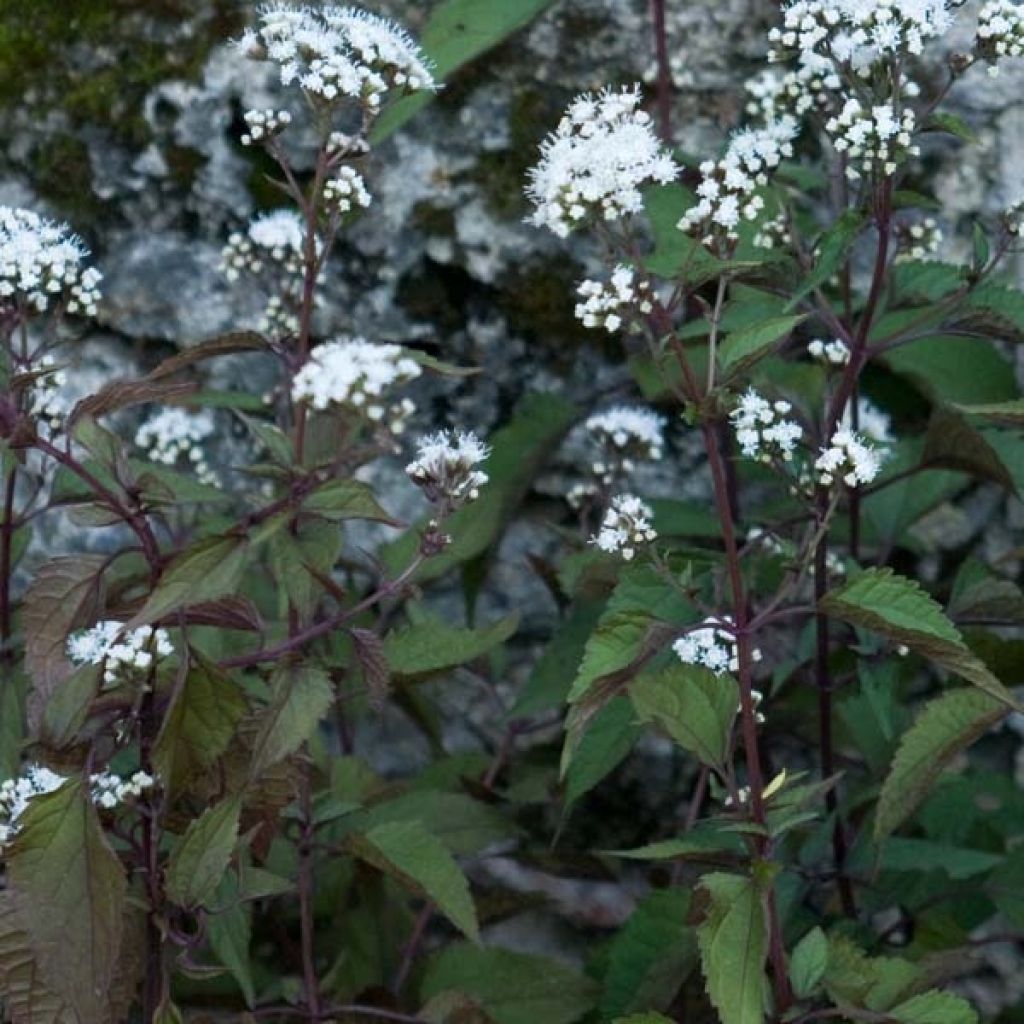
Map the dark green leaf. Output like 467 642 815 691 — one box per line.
165 796 242 909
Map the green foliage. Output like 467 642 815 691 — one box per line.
165 796 241 908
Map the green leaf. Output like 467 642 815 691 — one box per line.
718 314 806 377
7 779 126 1023
130 535 248 627
302 479 396 524
612 1016 674 1024
788 927 828 1000
604 826 744 862
165 796 242 909
921 406 1017 492
371 0 557 139
820 568 1020 710
987 846 1024 928
890 990 978 1024
695 873 768 1024
249 663 333 779
881 335 1016 405
382 393 575 582
954 398 1024 426
875 688 1007 840
350 820 479 941
629 664 738 770
823 936 920 1012
878 837 1002 879
153 654 249 800
23 554 106 733
786 209 865 310
924 111 977 144
207 872 255 1007
600 890 696 1021
384 612 518 678
564 696 641 807
39 663 99 749
421 943 599 1024
267 516 342 619
644 184 733 283
889 260 967 303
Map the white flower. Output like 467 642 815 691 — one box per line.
238 5 435 112
0 207 102 316
67 621 174 687
841 396 893 444
815 426 884 486
575 265 653 332
583 405 665 485
673 616 763 676
976 0 1024 66
525 85 680 238
291 336 421 432
25 355 70 434
730 389 804 463
240 107 293 146
808 337 851 365
825 99 919 181
136 407 218 486
591 493 658 561
895 216 943 260
324 166 372 214
406 430 490 506
678 119 797 250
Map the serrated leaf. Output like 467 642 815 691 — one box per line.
7 780 126 1023
351 820 479 941
629 664 738 769
69 377 196 426
153 654 249 800
875 688 1007 840
207 872 255 1007
695 873 768 1024
165 796 241 909
925 111 977 144
820 568 1020 709
383 612 518 678
421 943 599 1024
787 209 865 310
249 663 333 779
23 555 106 733
302 479 396 524
718 314 805 377
921 406 1017 492
878 837 1001 879
600 890 696 1021
146 332 269 380
564 696 641 807
823 936 920 1011
130 535 248 627
881 335 1016 405
788 927 828 999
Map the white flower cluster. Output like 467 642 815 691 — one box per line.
324 166 372 214
0 764 154 846
815 427 884 486
237 5 435 111
808 337 851 365
592 494 658 561
240 107 293 146
752 210 792 250
0 207 102 316
584 405 665 485
826 100 918 180
677 119 797 248
67 621 174 687
221 209 306 283
406 430 490 507
291 336 420 432
575 265 653 333
895 216 942 260
673 617 763 675
769 0 953 73
525 85 680 238
841 395 893 443
136 407 218 486
976 0 1024 71
730 389 804 463
26 355 69 433
745 66 838 122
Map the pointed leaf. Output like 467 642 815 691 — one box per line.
165 796 242 909
249 664 333 779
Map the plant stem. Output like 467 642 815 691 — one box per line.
391 902 433 996
298 761 321 1020
650 0 673 143
0 464 16 666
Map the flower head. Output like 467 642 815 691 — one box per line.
815 426 884 487
0 207 101 316
730 389 804 463
574 265 653 333
67 621 174 687
136 407 218 486
526 85 680 238
591 493 658 561
406 430 490 507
